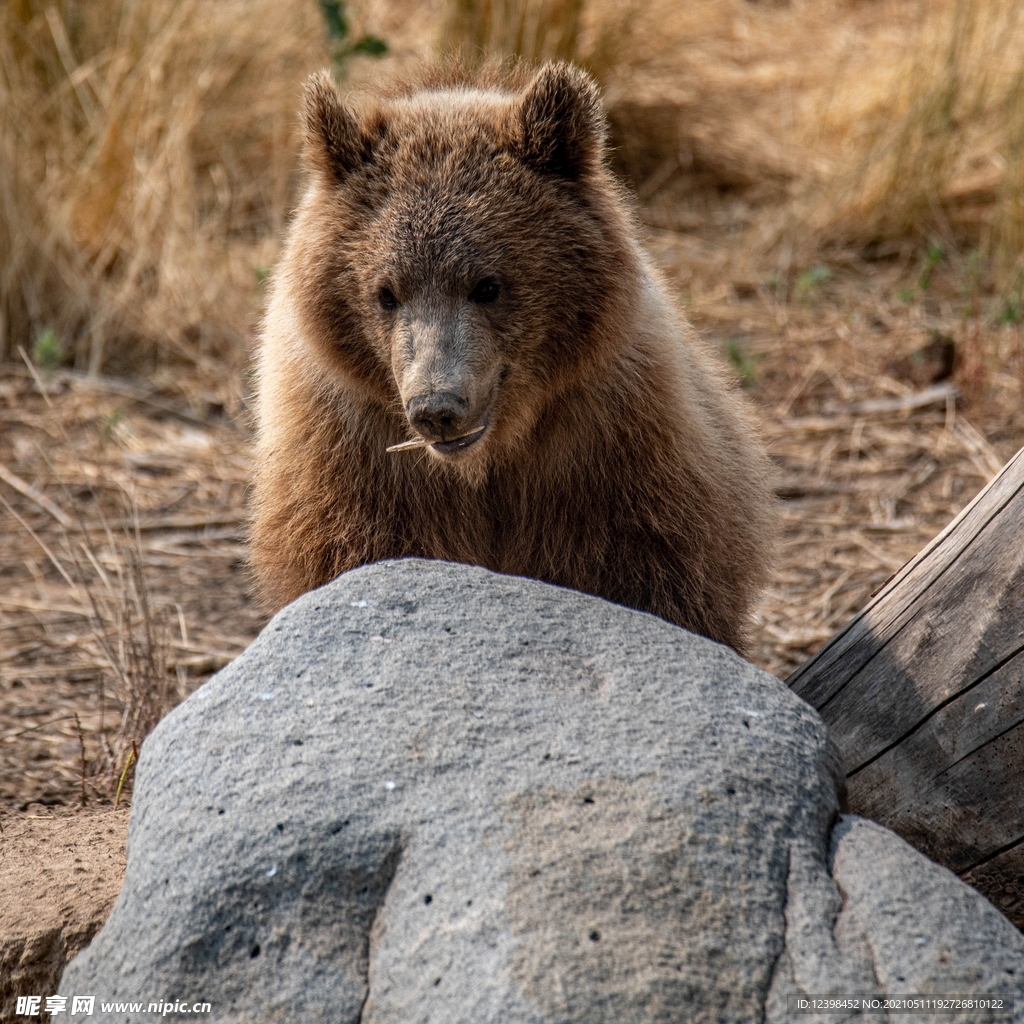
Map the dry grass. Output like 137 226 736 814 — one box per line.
0 479 175 804
0 367 257 809
4 0 1024 811
795 0 1024 274
439 0 644 78
670 252 1024 675
7 0 1024 373
0 0 329 376
443 0 587 65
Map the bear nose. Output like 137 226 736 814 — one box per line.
406 391 471 441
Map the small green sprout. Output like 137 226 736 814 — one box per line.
103 407 126 435
318 0 348 40
794 266 831 302
318 0 388 65
917 243 944 290
33 327 63 369
725 338 762 388
998 299 1021 325
351 35 387 56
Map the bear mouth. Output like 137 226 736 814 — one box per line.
386 415 489 456
429 421 487 455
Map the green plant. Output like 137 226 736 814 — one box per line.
964 247 984 319
102 407 126 436
724 338 761 388
998 299 1021 324
997 268 1024 323
32 328 63 369
318 0 386 71
794 265 831 302
917 242 945 289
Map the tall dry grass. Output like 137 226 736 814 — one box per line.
444 0 584 65
440 0 642 77
0 0 329 376
803 0 1024 277
0 448 177 801
4 354 189 799
440 0 1024 288
74 516 177 799
6 0 1024 380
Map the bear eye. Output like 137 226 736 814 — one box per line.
378 287 398 311
468 278 499 304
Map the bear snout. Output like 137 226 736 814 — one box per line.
405 391 473 442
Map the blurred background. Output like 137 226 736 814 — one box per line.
2 0 1024 810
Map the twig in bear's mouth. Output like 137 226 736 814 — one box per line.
385 426 485 453
385 437 432 453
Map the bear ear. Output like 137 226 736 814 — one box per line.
302 70 377 182
515 62 605 180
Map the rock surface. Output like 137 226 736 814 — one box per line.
1 811 128 1020
62 560 1024 1022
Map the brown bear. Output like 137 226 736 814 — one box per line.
251 62 775 651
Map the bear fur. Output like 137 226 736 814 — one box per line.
251 63 775 651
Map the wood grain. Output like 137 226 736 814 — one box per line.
788 445 1024 928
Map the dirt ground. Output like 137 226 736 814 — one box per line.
0 810 129 1012
5 1 1024 1018
3 240 1022 816
3 209 1024 1013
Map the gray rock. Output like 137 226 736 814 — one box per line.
61 560 1024 1022
828 817 1021 1007
766 816 1024 1021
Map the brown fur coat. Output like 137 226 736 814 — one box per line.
251 63 775 651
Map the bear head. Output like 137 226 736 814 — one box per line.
283 63 639 479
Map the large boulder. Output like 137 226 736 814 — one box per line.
62 560 1024 1022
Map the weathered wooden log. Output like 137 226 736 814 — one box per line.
788 444 1024 929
